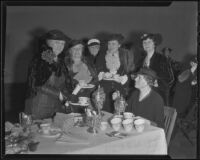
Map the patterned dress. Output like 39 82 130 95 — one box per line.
24 58 72 120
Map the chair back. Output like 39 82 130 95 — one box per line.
164 106 177 146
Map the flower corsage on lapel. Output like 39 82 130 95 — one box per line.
41 49 56 64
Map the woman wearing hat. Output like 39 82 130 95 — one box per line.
86 38 101 67
24 29 72 119
97 33 134 113
139 33 173 105
64 40 98 113
126 68 164 128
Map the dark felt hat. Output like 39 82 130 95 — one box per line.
141 33 162 46
134 68 159 80
162 47 172 53
43 29 71 42
68 39 84 49
108 33 124 44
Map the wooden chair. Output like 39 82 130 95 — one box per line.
164 106 177 146
176 100 197 145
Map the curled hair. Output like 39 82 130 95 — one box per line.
26 30 71 98
65 44 86 72
141 33 162 46
143 74 157 87
108 33 124 44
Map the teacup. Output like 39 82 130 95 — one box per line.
104 72 112 79
123 112 134 119
111 118 122 131
122 119 133 132
74 116 83 123
113 114 123 119
100 121 108 131
134 118 145 133
79 97 89 105
40 123 51 134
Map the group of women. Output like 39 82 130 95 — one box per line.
24 29 197 129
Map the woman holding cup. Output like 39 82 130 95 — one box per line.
65 40 98 113
97 33 134 113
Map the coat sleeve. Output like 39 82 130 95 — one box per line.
156 55 173 89
126 91 136 113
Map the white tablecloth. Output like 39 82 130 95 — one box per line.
31 112 167 155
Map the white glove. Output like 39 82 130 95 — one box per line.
120 75 128 85
59 92 64 101
98 72 105 81
72 84 81 95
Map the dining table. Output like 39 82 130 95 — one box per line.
29 111 168 155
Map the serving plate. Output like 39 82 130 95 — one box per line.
38 128 62 138
81 84 95 89
69 102 89 106
103 77 116 81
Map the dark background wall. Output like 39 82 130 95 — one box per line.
5 2 197 83
4 2 197 114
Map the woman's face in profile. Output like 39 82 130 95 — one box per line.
107 40 121 53
46 39 65 56
142 38 155 53
70 44 84 62
134 74 148 89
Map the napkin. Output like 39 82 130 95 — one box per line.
56 132 89 145
53 112 74 128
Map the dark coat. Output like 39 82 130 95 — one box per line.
136 52 173 104
126 89 164 129
97 48 133 113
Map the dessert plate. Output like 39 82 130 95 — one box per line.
81 84 95 89
69 102 89 106
38 128 61 138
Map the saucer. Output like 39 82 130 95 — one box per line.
81 84 95 89
38 129 61 138
70 102 89 106
103 77 115 81
78 103 89 106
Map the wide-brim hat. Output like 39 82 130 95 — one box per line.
108 33 124 44
68 39 84 49
87 38 100 46
141 33 162 46
162 47 172 53
134 68 159 80
42 29 71 42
